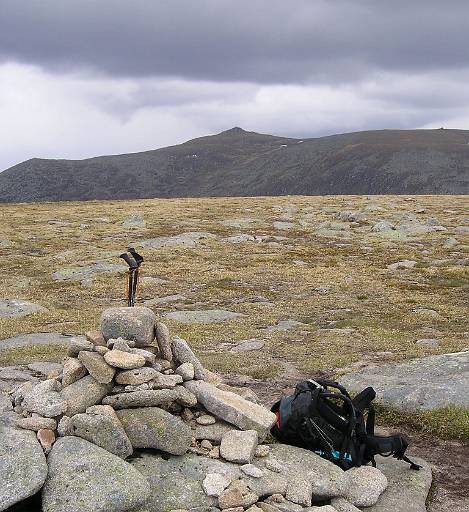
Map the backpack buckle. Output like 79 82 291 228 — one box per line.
307 379 324 389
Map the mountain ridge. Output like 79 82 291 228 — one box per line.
1 127 469 202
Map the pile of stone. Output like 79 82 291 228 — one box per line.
0 306 430 512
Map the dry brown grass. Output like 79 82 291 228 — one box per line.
0 195 468 379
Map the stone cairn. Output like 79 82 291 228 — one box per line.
4 306 396 512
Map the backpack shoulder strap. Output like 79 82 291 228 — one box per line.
352 386 376 411
365 433 422 470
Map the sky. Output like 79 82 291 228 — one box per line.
1 0 469 171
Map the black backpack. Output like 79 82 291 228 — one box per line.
271 378 421 471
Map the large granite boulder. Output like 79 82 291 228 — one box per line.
100 307 156 346
130 443 352 512
116 407 192 455
0 426 48 511
341 351 469 411
131 452 241 511
42 436 150 512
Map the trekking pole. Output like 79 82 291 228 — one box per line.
128 247 144 306
120 252 139 306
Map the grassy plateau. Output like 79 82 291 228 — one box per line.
0 194 468 439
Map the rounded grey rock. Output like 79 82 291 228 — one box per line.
68 337 94 356
62 357 87 387
104 349 146 369
22 379 68 418
115 367 159 385
100 306 156 346
176 362 195 381
60 375 111 416
42 436 150 512
172 336 205 379
78 351 115 384
17 415 57 431
116 406 192 455
69 410 133 459
196 414 216 426
0 426 48 510
343 466 387 507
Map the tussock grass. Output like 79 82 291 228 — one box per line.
374 404 469 441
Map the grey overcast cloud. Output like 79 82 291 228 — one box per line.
1 0 469 171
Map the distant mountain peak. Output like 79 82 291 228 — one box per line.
1 127 468 202
220 127 247 135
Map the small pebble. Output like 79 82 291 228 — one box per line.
201 439 213 450
196 414 216 425
265 458 283 473
240 464 263 478
37 428 55 453
255 445 270 457
181 408 194 422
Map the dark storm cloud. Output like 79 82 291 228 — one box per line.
1 0 469 84
1 1 469 172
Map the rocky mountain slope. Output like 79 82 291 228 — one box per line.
1 127 469 202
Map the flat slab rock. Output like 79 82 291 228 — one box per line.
184 380 276 435
164 309 243 324
0 332 87 351
139 232 216 249
0 299 47 318
341 351 469 411
0 425 48 510
131 452 240 511
131 443 350 512
365 455 432 512
230 339 265 352
52 262 126 282
264 319 305 332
